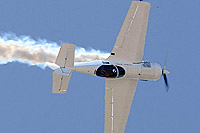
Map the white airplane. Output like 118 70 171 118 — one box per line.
47 1 170 133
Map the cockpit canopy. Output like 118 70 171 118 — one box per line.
96 65 125 78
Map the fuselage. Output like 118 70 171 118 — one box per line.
72 60 162 81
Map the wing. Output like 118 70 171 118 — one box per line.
107 1 150 63
104 78 138 133
52 71 72 94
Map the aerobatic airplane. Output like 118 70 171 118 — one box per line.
47 1 170 133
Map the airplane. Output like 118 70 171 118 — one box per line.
46 1 170 133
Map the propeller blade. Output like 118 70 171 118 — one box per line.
163 74 169 92
163 55 168 70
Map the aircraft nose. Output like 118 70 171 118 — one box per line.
153 63 162 80
163 69 170 75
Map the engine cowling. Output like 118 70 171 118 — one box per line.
123 62 162 81
140 63 162 81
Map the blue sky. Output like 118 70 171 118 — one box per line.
0 0 199 132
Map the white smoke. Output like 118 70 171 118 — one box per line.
0 33 109 68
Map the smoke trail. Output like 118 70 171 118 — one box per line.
0 33 109 68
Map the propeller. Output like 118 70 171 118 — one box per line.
162 58 170 92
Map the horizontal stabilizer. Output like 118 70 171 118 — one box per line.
52 71 72 94
55 43 75 68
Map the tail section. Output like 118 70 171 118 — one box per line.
51 43 75 94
